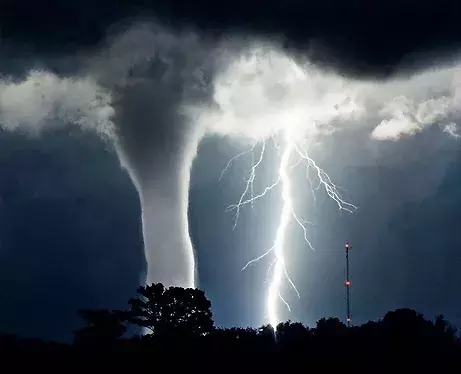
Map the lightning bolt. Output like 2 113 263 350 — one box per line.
222 128 357 330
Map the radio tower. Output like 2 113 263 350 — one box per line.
344 241 352 327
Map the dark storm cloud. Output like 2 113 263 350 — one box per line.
1 0 461 77
95 24 213 178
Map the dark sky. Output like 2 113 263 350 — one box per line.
0 129 144 341
0 0 461 340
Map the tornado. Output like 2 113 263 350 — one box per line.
95 24 214 288
112 77 202 288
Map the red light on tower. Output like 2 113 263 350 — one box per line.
345 280 351 286
345 242 350 250
346 317 351 323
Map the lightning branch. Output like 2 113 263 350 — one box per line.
221 128 357 330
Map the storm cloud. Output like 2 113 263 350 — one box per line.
0 0 461 333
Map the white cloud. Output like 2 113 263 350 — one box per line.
196 45 461 143
1 36 460 147
0 70 114 137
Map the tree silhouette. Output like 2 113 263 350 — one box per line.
1 279 460 372
382 308 433 338
313 317 348 357
434 314 457 339
276 320 310 349
73 309 127 346
127 283 214 337
315 317 347 337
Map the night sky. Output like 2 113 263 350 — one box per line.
0 0 461 341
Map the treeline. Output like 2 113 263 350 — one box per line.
1 283 460 372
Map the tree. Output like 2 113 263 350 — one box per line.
382 308 436 358
433 314 457 348
434 314 457 338
313 317 348 356
382 308 432 337
276 320 310 348
73 309 127 346
127 283 214 337
315 317 347 337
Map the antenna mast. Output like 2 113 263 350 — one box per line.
344 241 352 327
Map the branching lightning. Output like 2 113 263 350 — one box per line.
222 128 357 330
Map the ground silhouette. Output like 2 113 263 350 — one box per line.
1 283 459 372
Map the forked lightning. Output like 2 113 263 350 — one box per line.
222 128 356 330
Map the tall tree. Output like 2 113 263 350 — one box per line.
73 309 127 345
127 283 214 336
